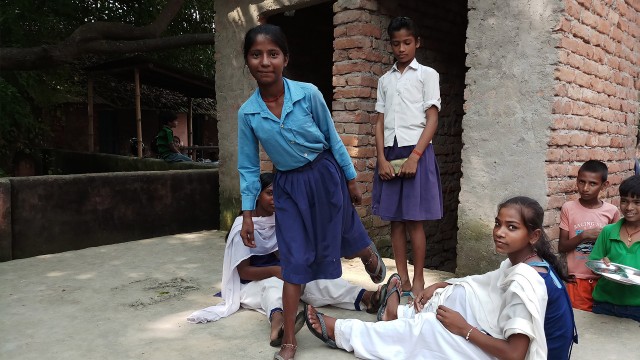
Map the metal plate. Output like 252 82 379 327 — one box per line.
585 260 640 286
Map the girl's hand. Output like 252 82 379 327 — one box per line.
240 214 256 248
377 159 395 181
414 282 448 312
347 179 362 205
602 257 611 266
398 156 418 178
436 305 470 337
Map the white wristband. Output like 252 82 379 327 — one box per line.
465 327 474 341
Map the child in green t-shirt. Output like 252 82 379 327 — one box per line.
589 174 640 322
155 111 192 162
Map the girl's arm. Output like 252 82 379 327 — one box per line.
307 86 357 181
436 305 530 360
375 113 395 180
398 106 438 177
236 259 282 281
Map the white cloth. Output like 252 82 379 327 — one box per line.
375 58 441 147
241 277 364 317
187 215 365 324
187 215 278 323
334 259 548 360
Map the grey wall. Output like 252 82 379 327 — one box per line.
458 0 562 275
0 170 219 261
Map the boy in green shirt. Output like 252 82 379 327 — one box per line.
589 174 640 322
156 111 192 162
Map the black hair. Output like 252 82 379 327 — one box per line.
578 160 608 182
259 172 274 193
619 174 640 198
158 111 177 126
225 172 275 242
498 196 570 282
243 24 290 59
387 16 418 38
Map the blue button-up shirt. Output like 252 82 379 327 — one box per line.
238 78 357 210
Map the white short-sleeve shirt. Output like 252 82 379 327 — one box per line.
375 59 441 147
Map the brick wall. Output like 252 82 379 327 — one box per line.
548 0 640 240
333 0 467 271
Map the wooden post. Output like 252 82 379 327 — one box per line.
134 68 143 158
87 77 94 152
187 97 194 160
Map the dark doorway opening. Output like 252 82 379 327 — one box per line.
268 2 334 109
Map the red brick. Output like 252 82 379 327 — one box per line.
547 148 564 162
565 0 582 20
554 17 573 33
554 66 577 82
345 74 378 88
340 134 372 146
334 0 379 12
558 36 582 53
347 49 385 62
333 10 372 25
334 87 374 99
582 11 601 29
344 23 382 38
572 21 593 41
592 0 608 17
347 145 376 158
333 61 372 75
334 36 372 50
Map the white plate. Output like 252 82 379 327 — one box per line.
585 260 640 286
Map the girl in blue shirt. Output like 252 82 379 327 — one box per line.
237 24 386 360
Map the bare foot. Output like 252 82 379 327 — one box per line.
307 304 336 342
270 311 284 345
411 278 425 301
382 276 401 321
276 343 297 360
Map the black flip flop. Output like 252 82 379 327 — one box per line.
304 305 337 349
377 273 401 321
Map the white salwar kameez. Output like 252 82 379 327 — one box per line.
187 215 365 324
334 260 548 360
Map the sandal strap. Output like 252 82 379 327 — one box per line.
316 311 338 349
281 344 297 349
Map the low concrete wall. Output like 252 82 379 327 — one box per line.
40 149 216 175
0 170 219 261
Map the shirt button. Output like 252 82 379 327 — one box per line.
290 141 295 144
280 124 284 128
304 153 308 157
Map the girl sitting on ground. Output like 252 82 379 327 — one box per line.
305 196 577 360
187 173 383 347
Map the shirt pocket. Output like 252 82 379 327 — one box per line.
399 81 423 104
285 110 325 146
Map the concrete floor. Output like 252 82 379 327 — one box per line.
0 231 638 360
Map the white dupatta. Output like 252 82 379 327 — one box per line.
187 215 278 323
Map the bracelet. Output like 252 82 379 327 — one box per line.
411 149 423 157
465 327 475 341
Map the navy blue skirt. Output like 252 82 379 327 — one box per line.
372 138 443 221
274 151 372 284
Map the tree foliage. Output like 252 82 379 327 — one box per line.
0 0 216 175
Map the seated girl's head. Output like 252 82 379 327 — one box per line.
255 172 275 216
495 197 567 279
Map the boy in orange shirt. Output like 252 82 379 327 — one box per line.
558 160 620 311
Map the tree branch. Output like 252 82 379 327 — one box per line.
0 0 201 71
0 34 214 71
